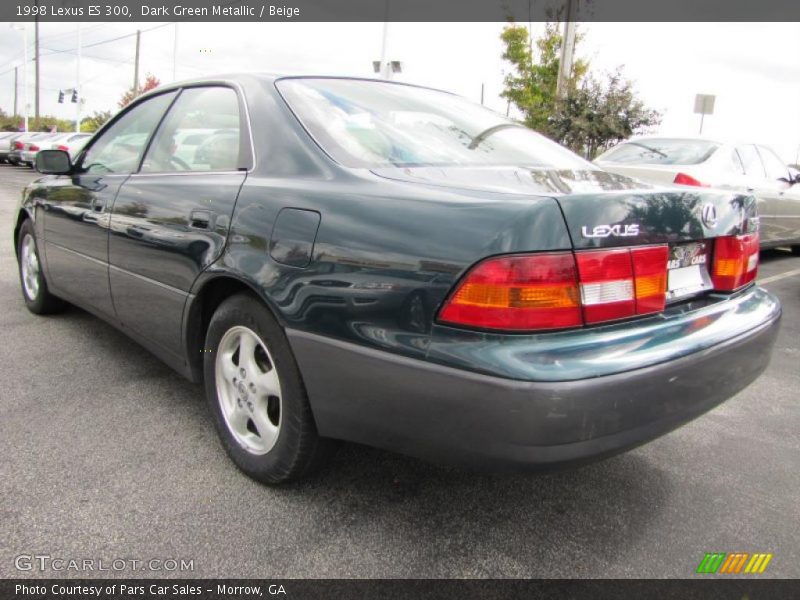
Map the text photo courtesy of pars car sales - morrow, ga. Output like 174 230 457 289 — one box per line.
1 1 800 599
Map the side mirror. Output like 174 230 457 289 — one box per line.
35 149 72 175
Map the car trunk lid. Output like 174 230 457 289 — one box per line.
554 187 757 250
555 186 759 304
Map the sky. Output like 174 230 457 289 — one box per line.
1 21 799 162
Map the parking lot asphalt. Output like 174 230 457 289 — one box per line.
0 163 798 579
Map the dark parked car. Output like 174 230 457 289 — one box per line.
15 75 781 484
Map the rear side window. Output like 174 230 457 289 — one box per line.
735 145 766 178
80 91 177 174
598 139 719 165
757 146 789 180
728 150 745 175
277 78 593 170
141 86 242 173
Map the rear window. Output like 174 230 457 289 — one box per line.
276 78 594 170
598 139 720 166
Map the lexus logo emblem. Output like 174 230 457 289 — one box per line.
702 203 718 228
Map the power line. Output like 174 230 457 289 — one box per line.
40 45 133 64
83 22 172 49
0 22 108 72
0 22 172 75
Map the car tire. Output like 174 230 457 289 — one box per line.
203 292 334 484
791 245 800 257
17 220 67 315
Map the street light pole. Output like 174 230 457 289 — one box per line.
14 24 30 132
379 21 390 79
13 66 18 116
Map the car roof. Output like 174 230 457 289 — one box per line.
620 135 724 145
136 72 455 102
618 135 783 150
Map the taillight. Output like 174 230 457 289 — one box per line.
29 144 39 152
631 246 669 314
438 253 582 331
576 249 635 323
14 141 23 150
56 145 69 151
438 245 670 332
575 246 669 323
673 172 708 187
712 234 759 291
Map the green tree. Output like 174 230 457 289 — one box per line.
30 116 76 132
500 23 661 158
119 73 161 108
549 69 661 158
0 108 74 132
81 110 113 132
500 23 588 133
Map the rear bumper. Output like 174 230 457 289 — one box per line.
288 286 781 469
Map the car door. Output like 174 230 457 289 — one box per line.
108 85 250 357
757 145 800 244
734 144 783 245
41 91 177 317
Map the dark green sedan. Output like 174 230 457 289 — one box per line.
14 75 781 484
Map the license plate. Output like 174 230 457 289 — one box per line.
666 242 713 301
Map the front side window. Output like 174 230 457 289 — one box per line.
597 138 720 166
141 86 242 173
276 78 593 170
80 91 176 174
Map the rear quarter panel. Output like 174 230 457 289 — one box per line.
220 175 571 360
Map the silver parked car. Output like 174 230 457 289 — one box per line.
20 132 91 166
595 137 800 251
0 132 19 162
7 132 50 166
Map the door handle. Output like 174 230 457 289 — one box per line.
190 210 211 229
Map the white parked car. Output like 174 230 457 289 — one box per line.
595 137 800 251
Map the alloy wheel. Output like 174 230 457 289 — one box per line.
20 233 40 301
214 325 282 455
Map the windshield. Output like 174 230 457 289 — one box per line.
597 138 720 166
276 78 595 170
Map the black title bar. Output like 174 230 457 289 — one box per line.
3 579 800 600
5 0 800 22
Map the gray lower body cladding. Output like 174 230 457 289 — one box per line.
287 288 781 469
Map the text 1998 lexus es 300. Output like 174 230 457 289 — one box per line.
15 75 781 484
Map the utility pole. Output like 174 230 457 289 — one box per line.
75 23 81 132
34 17 40 122
172 23 179 81
13 67 18 116
18 23 30 131
556 0 577 100
133 29 141 92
